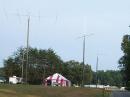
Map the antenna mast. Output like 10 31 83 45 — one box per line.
96 56 99 88
25 16 30 84
78 33 93 87
82 35 85 87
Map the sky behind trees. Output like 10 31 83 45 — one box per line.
0 0 130 70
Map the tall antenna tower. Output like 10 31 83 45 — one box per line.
5 10 59 83
12 12 35 83
26 16 30 83
96 56 99 88
78 33 93 87
82 35 85 87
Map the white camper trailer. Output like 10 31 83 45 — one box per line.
9 76 23 84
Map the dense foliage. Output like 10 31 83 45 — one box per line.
3 47 92 85
4 47 64 84
0 67 4 76
64 60 92 85
92 70 123 87
119 35 130 89
2 47 123 86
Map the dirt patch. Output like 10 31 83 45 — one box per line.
0 89 17 97
0 89 16 94
26 95 40 97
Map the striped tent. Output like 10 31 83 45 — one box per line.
44 73 71 87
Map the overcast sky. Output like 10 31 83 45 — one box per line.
0 0 130 71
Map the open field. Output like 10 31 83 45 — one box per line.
0 84 110 97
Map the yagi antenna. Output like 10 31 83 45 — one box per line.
54 11 59 24
38 11 41 22
54 15 58 24
3 8 8 20
16 9 21 23
4 9 58 25
77 33 94 39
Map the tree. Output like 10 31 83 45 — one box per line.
119 35 130 89
91 70 123 87
3 47 93 85
0 67 4 76
4 47 64 84
63 60 93 86
4 57 21 77
84 65 93 84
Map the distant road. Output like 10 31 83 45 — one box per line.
110 91 130 97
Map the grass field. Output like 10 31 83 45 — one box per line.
0 84 110 97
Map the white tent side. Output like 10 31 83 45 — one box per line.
45 73 71 87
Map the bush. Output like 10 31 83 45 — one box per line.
126 81 130 90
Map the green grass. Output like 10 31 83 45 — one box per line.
0 84 111 97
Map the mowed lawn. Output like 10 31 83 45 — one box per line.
0 84 110 97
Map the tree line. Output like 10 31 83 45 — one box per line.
0 47 123 86
119 34 130 90
92 70 123 87
3 47 92 85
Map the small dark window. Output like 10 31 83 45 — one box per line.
47 80 51 85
